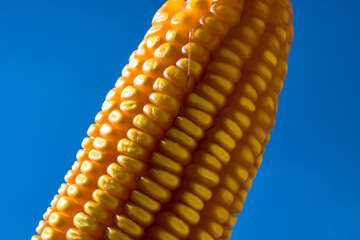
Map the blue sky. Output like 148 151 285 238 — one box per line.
1 0 359 239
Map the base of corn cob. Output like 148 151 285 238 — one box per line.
33 0 293 239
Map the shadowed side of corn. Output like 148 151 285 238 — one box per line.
191 3 294 240
33 0 293 240
141 1 294 240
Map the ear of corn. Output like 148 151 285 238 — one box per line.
33 0 293 239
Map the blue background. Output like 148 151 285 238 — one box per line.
1 0 359 239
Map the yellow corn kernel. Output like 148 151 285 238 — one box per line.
101 101 119 115
143 103 173 129
117 139 150 162
231 144 255 166
153 77 185 100
128 58 145 75
127 128 157 151
173 190 204 212
171 10 198 31
156 212 190 238
36 220 49 235
186 0 212 19
185 93 217 116
56 197 81 217
166 127 197 151
117 155 147 176
149 92 181 116
132 113 164 139
200 140 230 165
235 82 258 101
182 179 212 202
149 168 181 190
76 149 88 162
92 189 121 211
221 106 251 130
81 137 94 150
75 173 97 189
98 175 130 199
124 203 155 228
88 149 113 165
214 116 243 141
166 29 188 47
154 43 181 64
226 161 249 183
183 107 213 129
121 86 148 103
182 42 210 65
48 212 73 231
87 124 100 138
130 190 162 214
139 177 171 204
245 135 262 155
203 73 234 96
207 60 242 83
203 202 230 224
80 160 102 178
176 58 205 82
212 187 234 207
205 127 236 151
115 76 132 90
108 110 133 132
115 214 144 239
136 41 151 60
184 164 220 188
218 172 240 194
66 185 92 206
41 227 64 240
213 47 244 69
200 218 224 238
174 116 204 141
192 26 221 51
150 153 183 176
211 3 242 24
159 139 191 165
229 196 244 214
201 14 229 37
170 203 200 226
195 82 226 110
193 150 223 173
133 74 154 96
107 162 137 189
227 214 237 227
84 201 113 227
163 65 190 90
93 137 116 152
142 58 166 79
73 212 105 238
120 100 144 118
227 93 256 114
64 170 78 184
224 37 253 62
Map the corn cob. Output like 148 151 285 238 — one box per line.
33 0 293 239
